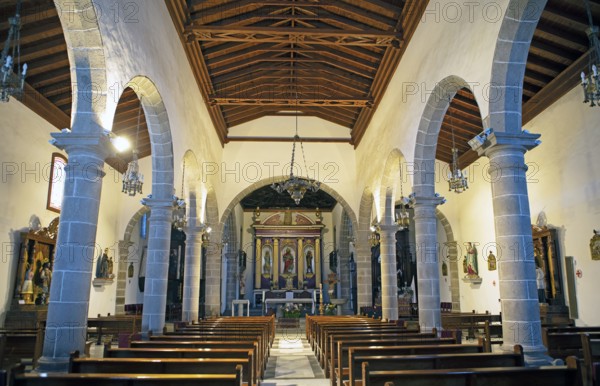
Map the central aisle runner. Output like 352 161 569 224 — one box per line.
262 330 328 386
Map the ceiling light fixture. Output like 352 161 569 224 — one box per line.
271 53 320 205
122 98 144 196
581 0 600 106
447 99 469 193
1 0 27 103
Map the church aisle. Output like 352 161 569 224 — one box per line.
261 327 328 386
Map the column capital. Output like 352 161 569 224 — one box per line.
379 224 400 234
141 196 176 209
50 129 116 160
471 130 541 157
411 194 446 208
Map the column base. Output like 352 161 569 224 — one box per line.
499 343 555 366
35 356 70 373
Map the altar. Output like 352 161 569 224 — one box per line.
253 210 324 291
259 290 319 315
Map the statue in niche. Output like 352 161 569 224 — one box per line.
465 242 480 279
262 249 271 275
282 247 294 274
21 262 34 304
305 249 314 274
38 262 52 304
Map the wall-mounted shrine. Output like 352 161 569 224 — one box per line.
253 210 324 290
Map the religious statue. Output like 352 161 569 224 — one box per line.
96 248 109 279
239 271 246 295
465 242 479 278
39 262 52 304
327 272 338 299
487 251 497 271
21 263 34 304
262 250 271 275
305 250 314 274
441 261 448 277
107 256 114 278
282 247 294 274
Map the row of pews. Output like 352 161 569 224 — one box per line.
306 315 586 386
3 315 274 386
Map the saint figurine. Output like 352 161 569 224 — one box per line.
262 250 271 275
96 248 109 279
282 247 294 274
305 250 314 274
487 251 497 271
21 263 34 303
39 262 52 304
465 242 479 278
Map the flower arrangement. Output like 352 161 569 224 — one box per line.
283 304 304 318
323 303 337 315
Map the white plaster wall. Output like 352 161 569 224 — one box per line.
219 140 357 217
525 86 600 326
229 116 351 139
0 99 67 325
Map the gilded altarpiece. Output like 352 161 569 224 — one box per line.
254 211 323 290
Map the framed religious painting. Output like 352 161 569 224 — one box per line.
46 153 67 213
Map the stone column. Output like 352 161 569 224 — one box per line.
379 224 399 321
355 232 372 312
37 131 113 372
475 131 548 363
182 227 202 322
140 197 173 334
412 195 445 332
204 229 222 317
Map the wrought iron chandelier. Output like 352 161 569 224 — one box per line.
271 64 320 205
1 0 27 103
581 0 600 106
396 159 410 230
447 101 468 193
172 159 187 231
122 98 144 196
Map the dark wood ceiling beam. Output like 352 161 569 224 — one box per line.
440 122 479 142
19 36 66 63
348 0 403 19
25 54 70 77
529 37 585 64
190 0 264 25
17 23 64 46
0 2 57 30
321 2 399 31
209 96 372 107
21 83 70 129
298 49 378 73
223 105 280 120
227 111 273 127
294 38 384 61
457 149 480 168
207 42 287 67
542 2 590 32
297 63 372 88
225 81 357 99
526 54 564 78
450 97 482 115
523 49 591 124
522 86 538 100
185 25 402 47
534 21 588 52
212 64 290 84
301 107 357 127
28 67 71 88
524 69 555 88
42 83 71 98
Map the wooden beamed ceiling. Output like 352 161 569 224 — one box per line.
166 0 427 146
1 1 599 171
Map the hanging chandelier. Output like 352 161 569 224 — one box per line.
581 0 600 106
122 98 144 196
446 101 468 193
396 159 410 230
271 61 320 205
1 0 27 103
369 220 380 247
172 159 187 231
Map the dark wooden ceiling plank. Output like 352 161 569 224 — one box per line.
523 50 591 124
346 0 403 19
19 36 66 63
321 1 399 31
210 96 372 107
28 67 70 88
525 54 563 78
25 54 70 77
534 20 588 52
207 42 288 67
21 83 70 129
190 0 264 25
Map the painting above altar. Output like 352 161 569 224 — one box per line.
253 210 324 290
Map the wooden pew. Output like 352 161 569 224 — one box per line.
104 347 256 385
542 326 600 359
346 345 523 386
87 314 141 345
582 333 600 386
70 355 254 386
361 359 578 386
332 337 466 386
0 324 44 368
441 312 500 340
10 364 243 386
129 340 263 379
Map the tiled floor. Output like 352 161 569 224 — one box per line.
262 328 329 386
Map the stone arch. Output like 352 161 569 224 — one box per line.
489 0 547 133
122 76 175 200
116 206 150 314
413 76 481 198
54 0 108 132
357 187 375 311
435 209 460 312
